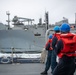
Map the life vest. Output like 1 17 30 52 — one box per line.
58 33 76 58
45 39 53 50
53 33 61 41
53 33 61 47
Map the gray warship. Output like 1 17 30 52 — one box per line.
0 12 76 64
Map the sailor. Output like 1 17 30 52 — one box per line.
53 23 76 75
41 34 53 75
51 26 60 73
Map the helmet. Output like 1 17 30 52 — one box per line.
60 23 70 32
54 26 60 31
49 34 53 39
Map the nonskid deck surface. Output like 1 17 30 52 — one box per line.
0 63 76 75
0 63 51 75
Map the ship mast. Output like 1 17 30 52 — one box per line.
45 11 49 30
6 11 10 29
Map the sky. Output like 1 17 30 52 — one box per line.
0 0 76 25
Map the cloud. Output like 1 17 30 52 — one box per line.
0 0 76 24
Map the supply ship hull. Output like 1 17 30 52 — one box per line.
0 29 45 64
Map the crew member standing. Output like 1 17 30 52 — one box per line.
51 26 60 73
41 34 53 75
53 23 76 75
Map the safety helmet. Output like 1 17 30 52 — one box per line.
54 26 60 31
60 23 70 32
49 34 53 39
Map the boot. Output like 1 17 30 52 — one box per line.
40 71 47 75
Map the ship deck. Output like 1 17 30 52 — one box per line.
0 63 76 75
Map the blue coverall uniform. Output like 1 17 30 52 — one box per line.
45 50 52 72
51 36 57 72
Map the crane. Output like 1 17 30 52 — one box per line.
12 16 34 25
